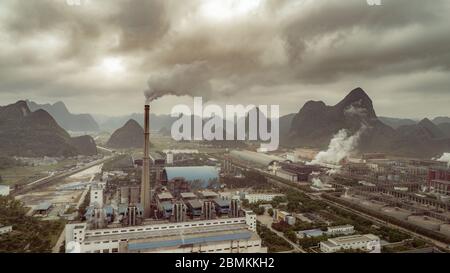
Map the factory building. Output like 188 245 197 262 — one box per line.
34 202 52 215
166 152 174 165
120 186 140 205
229 150 288 169
279 164 319 182
185 199 203 217
275 169 300 182
150 152 166 166
156 192 174 219
180 192 197 200
320 234 381 253
213 199 231 216
326 225 355 236
90 183 105 208
428 167 450 196
0 185 10 196
65 211 265 253
244 193 285 204
0 224 13 235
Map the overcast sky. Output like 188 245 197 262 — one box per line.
0 0 449 118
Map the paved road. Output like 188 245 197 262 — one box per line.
52 227 65 253
257 214 307 253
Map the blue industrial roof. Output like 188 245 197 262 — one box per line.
84 206 94 217
160 201 173 211
104 206 114 215
164 166 219 188
128 232 252 251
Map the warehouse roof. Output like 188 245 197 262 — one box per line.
230 150 286 167
128 231 252 251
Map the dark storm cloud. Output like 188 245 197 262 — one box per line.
0 0 449 116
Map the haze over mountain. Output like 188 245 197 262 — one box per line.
285 88 450 158
106 119 144 149
378 117 418 129
27 100 99 132
433 117 450 125
95 113 177 133
0 101 97 157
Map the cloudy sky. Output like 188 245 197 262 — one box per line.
0 0 449 118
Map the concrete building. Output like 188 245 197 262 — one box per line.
150 152 166 165
166 152 174 165
90 183 104 208
273 210 291 223
34 202 52 215
428 168 450 196
0 224 13 235
65 211 265 253
286 215 296 226
296 229 324 239
320 234 381 253
326 225 355 236
185 199 203 217
275 169 299 182
244 193 285 204
0 185 10 196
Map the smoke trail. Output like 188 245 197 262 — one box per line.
436 153 450 167
310 125 367 166
144 62 212 103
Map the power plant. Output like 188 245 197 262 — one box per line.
140 104 151 218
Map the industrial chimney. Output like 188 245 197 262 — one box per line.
141 104 151 218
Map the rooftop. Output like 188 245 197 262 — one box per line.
328 234 379 245
84 222 249 243
199 190 219 198
213 198 231 207
180 192 197 199
186 199 202 209
127 228 254 252
157 192 174 200
35 202 52 211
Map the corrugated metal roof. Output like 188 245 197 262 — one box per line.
164 166 219 188
128 232 252 251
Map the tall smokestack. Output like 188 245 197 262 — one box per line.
141 104 151 218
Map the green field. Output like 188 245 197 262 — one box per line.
0 158 78 186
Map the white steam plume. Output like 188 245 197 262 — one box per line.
436 153 450 167
310 125 366 166
144 61 212 104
